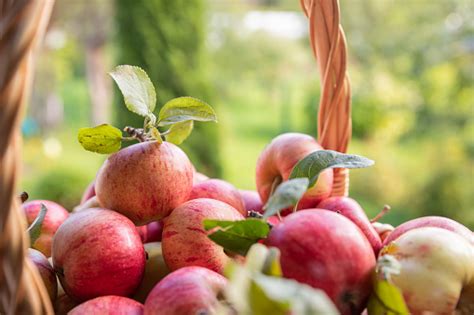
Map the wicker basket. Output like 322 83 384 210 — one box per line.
0 0 350 313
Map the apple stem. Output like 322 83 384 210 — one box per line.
370 205 391 223
269 176 282 197
124 126 149 142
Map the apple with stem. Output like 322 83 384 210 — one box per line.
380 227 474 314
69 296 143 315
256 133 333 211
162 198 244 274
266 209 376 315
144 266 227 315
28 248 57 302
383 215 473 246
95 141 194 225
52 208 146 301
22 200 69 257
317 197 382 254
188 179 246 216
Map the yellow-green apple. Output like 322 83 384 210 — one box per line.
162 198 244 274
317 197 382 254
239 189 263 214
28 248 57 302
266 210 376 315
188 179 246 216
380 227 474 314
132 242 171 303
144 266 227 315
95 141 194 225
22 200 69 257
383 216 473 246
69 296 144 315
371 222 394 242
256 133 333 210
79 180 95 205
52 208 145 301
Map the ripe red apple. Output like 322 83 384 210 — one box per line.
188 179 246 216
144 266 227 315
136 225 148 243
266 209 376 315
380 227 474 314
162 198 244 274
80 180 96 205
69 296 143 315
22 200 69 257
239 189 263 214
28 248 57 302
383 216 474 246
144 221 163 243
132 242 171 303
52 208 146 301
256 133 333 210
95 141 194 225
317 197 382 254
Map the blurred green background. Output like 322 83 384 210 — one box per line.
22 0 474 228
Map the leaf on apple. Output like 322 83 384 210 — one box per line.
222 244 338 315
367 255 409 315
203 218 270 256
110 65 157 116
289 150 374 188
244 243 282 277
157 96 217 126
262 178 309 219
27 204 47 244
78 124 123 154
165 120 194 145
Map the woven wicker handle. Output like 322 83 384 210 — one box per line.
300 0 352 197
0 0 55 314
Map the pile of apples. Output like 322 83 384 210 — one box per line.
22 66 473 315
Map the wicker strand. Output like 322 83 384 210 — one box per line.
301 0 352 196
0 0 55 314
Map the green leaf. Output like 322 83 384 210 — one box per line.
165 120 194 145
27 204 47 244
158 96 217 126
262 178 309 219
249 280 290 315
110 65 156 116
252 275 339 315
78 124 122 154
367 255 409 315
289 150 374 188
203 218 270 256
149 126 163 143
244 243 281 277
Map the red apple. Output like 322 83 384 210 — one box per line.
380 227 474 314
144 266 226 315
266 209 376 315
132 242 171 303
96 141 194 225
188 179 246 216
136 225 148 243
22 200 69 257
52 208 146 301
256 133 333 211
162 198 244 274
239 189 263 214
80 180 96 205
317 197 382 254
28 248 57 302
69 296 143 315
144 221 163 243
383 216 473 246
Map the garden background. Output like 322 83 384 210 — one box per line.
22 0 474 228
